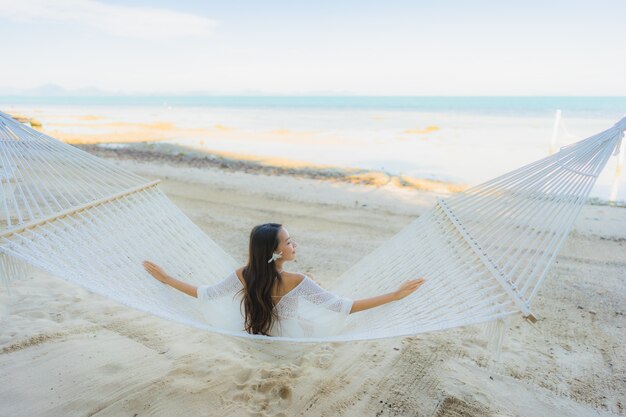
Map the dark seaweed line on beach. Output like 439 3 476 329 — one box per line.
76 144 432 189
75 144 626 208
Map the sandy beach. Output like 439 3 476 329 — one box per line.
1 145 625 416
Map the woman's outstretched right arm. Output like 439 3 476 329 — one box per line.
143 261 199 298
350 278 425 314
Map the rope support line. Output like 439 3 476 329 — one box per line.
436 198 536 321
0 179 161 239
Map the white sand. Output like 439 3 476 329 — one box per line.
1 158 625 417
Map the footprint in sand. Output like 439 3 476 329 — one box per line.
226 364 299 413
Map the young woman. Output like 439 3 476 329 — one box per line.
143 223 425 337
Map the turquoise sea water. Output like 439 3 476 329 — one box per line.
1 96 625 118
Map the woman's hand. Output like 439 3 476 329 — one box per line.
143 261 198 298
350 277 427 314
393 278 425 300
143 261 170 284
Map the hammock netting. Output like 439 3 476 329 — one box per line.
0 110 624 343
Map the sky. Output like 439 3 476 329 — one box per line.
0 0 625 95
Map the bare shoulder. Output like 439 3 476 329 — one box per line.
280 271 305 291
235 267 246 286
281 271 305 281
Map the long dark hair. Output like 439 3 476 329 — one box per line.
240 223 283 335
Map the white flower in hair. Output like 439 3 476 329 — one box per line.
267 251 283 263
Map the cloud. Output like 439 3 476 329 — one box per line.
0 0 217 40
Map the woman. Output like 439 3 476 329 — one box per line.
143 223 425 337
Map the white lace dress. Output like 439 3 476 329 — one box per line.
196 271 353 338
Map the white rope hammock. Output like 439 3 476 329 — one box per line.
1 110 624 343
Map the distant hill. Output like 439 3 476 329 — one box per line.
0 84 358 97
0 84 110 96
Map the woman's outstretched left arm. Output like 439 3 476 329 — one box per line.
143 261 198 298
350 278 425 314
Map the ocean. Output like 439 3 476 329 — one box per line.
2 96 626 118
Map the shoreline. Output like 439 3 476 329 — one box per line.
6 107 625 204
78 142 626 208
77 142 469 194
